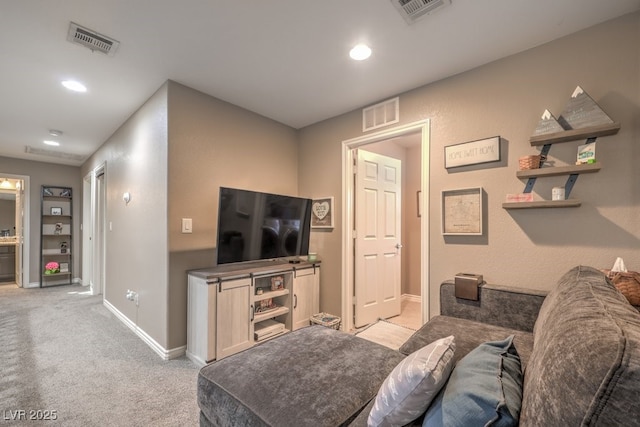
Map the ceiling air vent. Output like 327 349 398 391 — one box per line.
67 22 120 56
363 97 400 132
25 146 87 163
391 0 451 24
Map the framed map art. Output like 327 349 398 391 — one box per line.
441 187 483 235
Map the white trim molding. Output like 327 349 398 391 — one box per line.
103 299 186 360
341 119 431 333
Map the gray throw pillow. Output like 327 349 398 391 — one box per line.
368 335 455 427
423 335 523 427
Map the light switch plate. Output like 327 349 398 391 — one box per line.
181 218 193 233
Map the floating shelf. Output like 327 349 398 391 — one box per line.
502 200 582 210
516 162 601 179
529 123 620 146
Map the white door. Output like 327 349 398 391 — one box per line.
354 149 402 327
14 180 23 287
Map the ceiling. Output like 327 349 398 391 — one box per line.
1 1 639 167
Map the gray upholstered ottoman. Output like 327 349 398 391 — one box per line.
198 325 405 427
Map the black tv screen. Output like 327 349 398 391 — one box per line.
216 187 312 265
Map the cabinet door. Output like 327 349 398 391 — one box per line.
292 267 320 331
216 277 253 360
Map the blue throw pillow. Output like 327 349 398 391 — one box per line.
423 335 523 427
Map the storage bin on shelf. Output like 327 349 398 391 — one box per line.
518 154 545 170
310 312 341 330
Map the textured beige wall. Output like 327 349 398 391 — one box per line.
81 83 169 348
0 156 81 285
299 12 640 319
166 81 299 349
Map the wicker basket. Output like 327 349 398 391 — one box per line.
310 312 341 330
602 270 640 306
518 154 545 170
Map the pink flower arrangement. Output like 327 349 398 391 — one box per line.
45 261 60 274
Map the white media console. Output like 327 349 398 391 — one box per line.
187 260 320 365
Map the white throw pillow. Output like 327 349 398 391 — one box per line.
368 335 456 427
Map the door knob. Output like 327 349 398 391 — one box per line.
395 243 403 249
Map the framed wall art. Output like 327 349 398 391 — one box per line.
311 197 334 229
445 136 500 169
442 187 483 235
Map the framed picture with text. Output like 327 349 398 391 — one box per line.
311 197 334 229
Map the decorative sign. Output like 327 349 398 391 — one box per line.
557 86 614 130
445 136 500 169
442 188 483 235
533 109 564 136
311 197 334 229
577 141 596 164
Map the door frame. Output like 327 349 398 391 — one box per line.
341 119 430 332
0 173 30 287
82 162 106 296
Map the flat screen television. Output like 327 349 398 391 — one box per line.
216 187 312 265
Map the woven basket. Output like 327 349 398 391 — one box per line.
602 270 640 306
518 155 545 170
310 312 341 330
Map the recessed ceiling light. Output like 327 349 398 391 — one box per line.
61 80 87 92
49 129 63 137
43 140 60 146
349 44 372 61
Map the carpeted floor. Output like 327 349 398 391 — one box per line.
0 283 200 426
354 319 416 350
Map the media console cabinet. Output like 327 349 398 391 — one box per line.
187 260 320 365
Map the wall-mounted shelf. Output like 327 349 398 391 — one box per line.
515 162 601 179
504 119 619 210
529 122 620 146
503 200 582 210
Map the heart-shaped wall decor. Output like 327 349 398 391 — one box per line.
312 201 330 220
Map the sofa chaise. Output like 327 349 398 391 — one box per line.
197 266 640 426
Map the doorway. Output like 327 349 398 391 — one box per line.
341 120 430 332
0 174 30 287
82 164 106 296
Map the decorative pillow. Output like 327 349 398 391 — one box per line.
423 335 523 427
368 335 455 427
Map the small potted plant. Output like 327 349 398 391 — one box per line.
45 261 60 275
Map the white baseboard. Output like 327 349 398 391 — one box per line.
103 299 186 361
402 293 421 303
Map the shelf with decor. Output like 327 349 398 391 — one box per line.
503 87 619 210
40 185 73 287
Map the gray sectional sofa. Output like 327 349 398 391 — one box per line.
197 266 640 426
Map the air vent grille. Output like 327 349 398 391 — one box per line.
67 22 119 56
25 146 87 162
391 0 450 24
363 97 400 132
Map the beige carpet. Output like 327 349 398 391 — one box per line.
355 319 416 351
